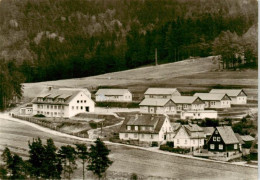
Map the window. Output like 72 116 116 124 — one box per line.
219 144 223 150
199 139 202 144
134 134 138 138
141 134 144 138
213 137 216 141
135 126 138 131
150 134 153 139
193 140 195 144
177 139 179 144
141 126 146 130
84 100 86 103
150 127 153 131
125 133 128 138
150 95 154 98
54 112 57 115
198 113 200 116
127 126 131 131
81 100 83 103
215 130 218 134
77 100 79 103
76 106 78 110
217 137 220 142
234 144 238 149
81 106 83 110
37 111 40 114
185 140 187 144
210 144 215 149
72 106 74 110
47 105 49 109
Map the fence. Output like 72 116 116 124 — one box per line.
12 114 89 138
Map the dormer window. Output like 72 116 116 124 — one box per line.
215 130 218 134
58 98 64 103
37 97 43 102
135 126 138 131
127 126 131 131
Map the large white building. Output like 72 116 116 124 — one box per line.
95 89 132 102
139 98 176 114
193 93 231 108
32 88 95 118
119 114 173 144
144 88 181 99
209 89 247 104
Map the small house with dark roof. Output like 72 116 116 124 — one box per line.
32 88 95 118
171 96 205 112
139 98 176 114
95 89 132 102
193 93 231 108
144 88 181 99
209 89 247 104
119 114 173 144
173 124 205 151
208 126 240 157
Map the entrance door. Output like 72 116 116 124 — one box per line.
164 134 166 140
85 106 89 112
149 107 154 113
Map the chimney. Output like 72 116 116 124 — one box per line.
46 85 53 91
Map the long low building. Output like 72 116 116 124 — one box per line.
139 98 176 114
209 89 247 104
32 88 95 118
95 89 132 102
171 96 205 112
193 93 231 109
144 88 181 99
180 110 218 120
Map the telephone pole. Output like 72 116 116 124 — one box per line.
155 48 158 66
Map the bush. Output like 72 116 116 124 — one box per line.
96 102 139 108
130 173 138 180
151 142 158 147
160 145 190 154
33 114 45 118
89 121 98 129
166 141 174 148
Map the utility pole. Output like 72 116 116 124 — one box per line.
155 48 158 66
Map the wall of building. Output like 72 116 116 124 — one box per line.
140 106 176 114
96 92 132 102
180 111 218 119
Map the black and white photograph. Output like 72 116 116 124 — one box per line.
0 0 258 179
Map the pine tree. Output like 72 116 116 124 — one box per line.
75 143 89 180
87 138 113 180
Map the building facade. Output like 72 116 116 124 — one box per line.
194 93 231 108
32 89 95 118
171 96 205 112
95 89 132 102
180 110 218 120
139 98 177 114
119 114 173 144
144 88 181 99
209 89 247 104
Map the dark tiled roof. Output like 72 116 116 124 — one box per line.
202 127 215 136
119 114 166 134
235 133 245 144
216 126 239 144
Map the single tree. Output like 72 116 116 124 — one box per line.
87 138 113 179
75 143 89 180
28 137 45 178
58 145 77 179
42 138 63 179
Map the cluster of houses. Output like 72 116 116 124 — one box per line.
118 113 254 160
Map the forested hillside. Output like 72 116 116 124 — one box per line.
0 0 258 83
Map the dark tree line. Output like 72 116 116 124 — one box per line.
0 138 113 180
0 0 257 83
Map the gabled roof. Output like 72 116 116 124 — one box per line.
175 124 204 139
240 135 255 142
95 89 131 96
59 88 91 95
235 133 245 145
144 88 179 95
170 122 181 132
194 93 231 101
209 89 247 97
171 96 201 104
32 89 88 105
139 98 175 107
119 114 167 134
202 127 215 136
184 124 203 132
216 126 239 144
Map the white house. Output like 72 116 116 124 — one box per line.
209 89 247 104
139 98 176 114
144 88 181 99
173 124 205 151
193 93 231 108
180 110 218 120
95 89 132 102
171 96 205 112
119 114 173 144
32 88 95 118
19 104 33 115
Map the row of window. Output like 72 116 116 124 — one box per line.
176 139 202 144
37 111 64 116
37 105 64 110
77 100 87 103
124 133 154 139
127 126 154 131
37 97 65 103
210 144 238 150
213 136 221 142
72 106 85 110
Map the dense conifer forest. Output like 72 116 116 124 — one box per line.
0 0 258 109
